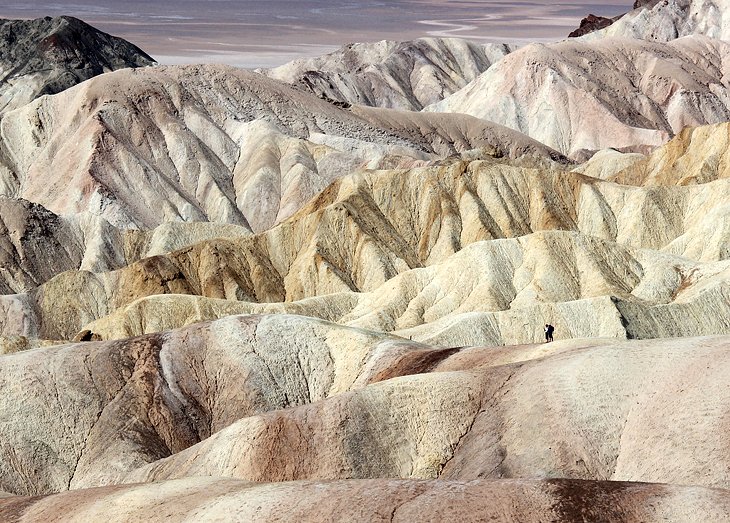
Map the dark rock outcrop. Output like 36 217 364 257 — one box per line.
569 0 666 38
568 14 616 38
634 0 661 8
0 197 83 293
0 16 154 113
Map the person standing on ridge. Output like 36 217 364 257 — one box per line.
544 324 555 343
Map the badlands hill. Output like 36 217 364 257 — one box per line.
429 35 730 156
0 195 254 294
0 313 729 523
0 63 565 232
0 5 729 521
609 121 730 185
4 478 730 522
0 16 154 114
264 38 514 111
0 121 727 345
583 0 730 42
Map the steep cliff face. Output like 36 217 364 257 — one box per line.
0 16 154 114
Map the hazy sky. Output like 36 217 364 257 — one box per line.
0 1 631 68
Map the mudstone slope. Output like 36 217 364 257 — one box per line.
1 123 728 344
0 5 728 522
429 35 730 156
0 64 565 232
264 37 514 111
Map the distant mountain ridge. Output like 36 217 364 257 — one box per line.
568 1 660 38
0 15 155 114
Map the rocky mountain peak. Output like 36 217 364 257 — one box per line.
568 14 616 38
633 0 661 8
576 0 727 42
0 15 155 113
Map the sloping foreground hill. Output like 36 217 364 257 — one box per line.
0 16 154 114
116 334 730 490
264 37 513 110
1 316 730 500
0 315 431 495
2 478 729 522
428 35 730 156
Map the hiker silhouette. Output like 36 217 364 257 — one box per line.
544 324 554 343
